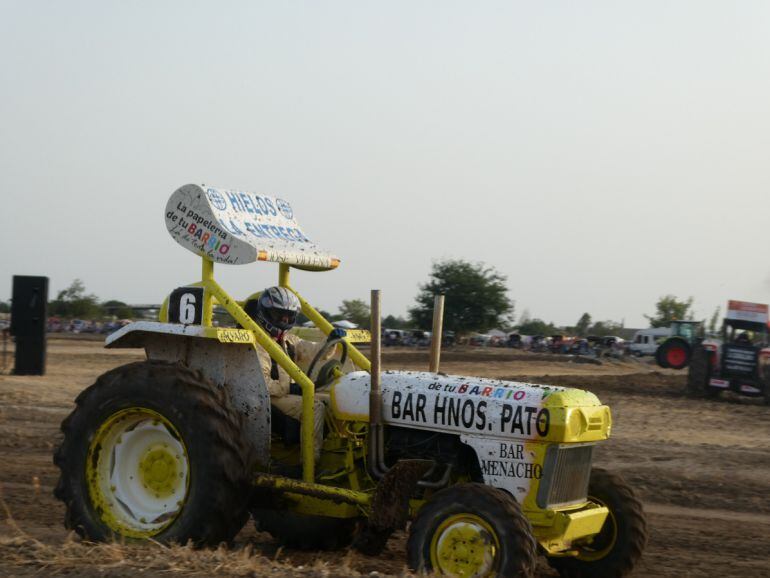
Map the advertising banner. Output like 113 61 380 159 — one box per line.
165 184 339 270
726 300 769 324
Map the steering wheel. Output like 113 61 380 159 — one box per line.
306 337 349 386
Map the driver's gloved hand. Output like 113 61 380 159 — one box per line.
328 328 347 341
289 382 302 395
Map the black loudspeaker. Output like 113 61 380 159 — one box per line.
10 276 48 375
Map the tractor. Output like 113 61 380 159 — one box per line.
687 300 770 404
654 320 703 370
54 184 647 577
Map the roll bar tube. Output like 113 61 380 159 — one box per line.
197 259 373 483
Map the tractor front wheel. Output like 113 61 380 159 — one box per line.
547 468 647 578
54 360 255 545
407 483 537 578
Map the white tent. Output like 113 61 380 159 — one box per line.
486 329 507 338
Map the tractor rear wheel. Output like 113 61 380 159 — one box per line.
763 366 770 406
547 468 647 578
407 483 537 578
54 360 255 545
252 508 358 550
687 347 720 399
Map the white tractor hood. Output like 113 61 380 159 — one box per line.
330 370 610 443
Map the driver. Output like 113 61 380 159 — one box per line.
735 331 753 346
245 286 346 459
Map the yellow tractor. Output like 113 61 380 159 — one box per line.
54 184 646 577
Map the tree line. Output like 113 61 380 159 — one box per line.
0 263 710 335
0 279 135 320
312 260 704 336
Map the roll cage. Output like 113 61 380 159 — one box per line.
161 184 372 482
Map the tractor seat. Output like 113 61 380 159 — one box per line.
271 403 301 445
270 388 332 445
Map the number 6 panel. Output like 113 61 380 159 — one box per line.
168 287 204 325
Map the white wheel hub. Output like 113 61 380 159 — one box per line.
91 410 189 535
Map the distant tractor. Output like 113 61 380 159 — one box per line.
654 320 703 370
687 300 770 404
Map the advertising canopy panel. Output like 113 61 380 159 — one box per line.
165 184 339 271
726 300 769 324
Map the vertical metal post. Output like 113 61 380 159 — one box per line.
1 328 8 373
370 289 382 424
277 263 315 480
429 295 445 373
367 289 388 479
278 263 290 288
201 257 214 326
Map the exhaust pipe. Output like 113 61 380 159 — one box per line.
429 294 445 373
368 289 388 479
367 289 445 487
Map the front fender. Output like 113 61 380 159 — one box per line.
106 321 270 467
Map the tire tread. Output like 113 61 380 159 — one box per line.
54 360 255 546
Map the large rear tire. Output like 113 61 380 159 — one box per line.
547 468 647 578
407 483 537 578
687 347 720 399
54 360 256 545
763 366 770 406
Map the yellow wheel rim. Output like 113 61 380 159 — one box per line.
86 407 190 538
575 497 618 561
429 513 500 578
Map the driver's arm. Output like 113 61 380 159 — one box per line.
288 333 338 373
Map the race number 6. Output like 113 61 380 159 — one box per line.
179 293 197 324
169 286 204 325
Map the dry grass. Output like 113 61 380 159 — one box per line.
0 495 406 577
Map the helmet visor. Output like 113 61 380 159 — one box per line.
265 307 298 330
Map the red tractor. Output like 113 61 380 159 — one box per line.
687 300 770 403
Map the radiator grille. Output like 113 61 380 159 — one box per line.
537 444 594 508
723 345 758 376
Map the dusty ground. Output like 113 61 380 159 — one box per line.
1 337 769 576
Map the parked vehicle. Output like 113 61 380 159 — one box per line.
507 332 522 348
627 327 670 356
406 330 431 347
598 336 626 358
529 334 548 352
383 328 407 346
549 334 568 354
569 338 592 356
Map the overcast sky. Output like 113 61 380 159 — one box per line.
2 1 770 327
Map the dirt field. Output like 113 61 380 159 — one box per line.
2 337 769 576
